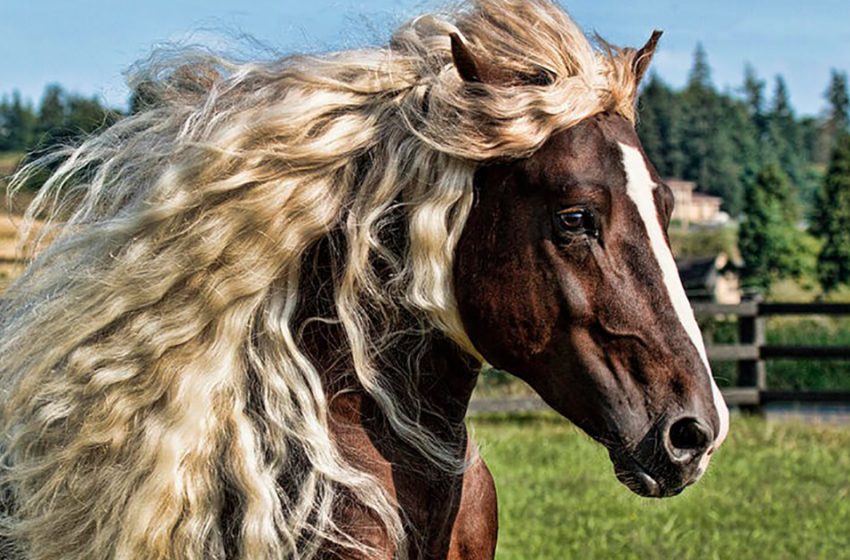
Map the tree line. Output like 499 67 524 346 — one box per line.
637 45 850 293
0 85 121 153
2 47 850 293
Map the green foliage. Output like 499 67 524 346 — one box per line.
742 64 767 136
799 117 824 165
0 85 121 156
636 74 684 178
827 70 850 131
815 70 850 164
37 84 65 140
813 133 850 292
687 43 712 89
637 50 846 249
472 414 850 560
766 76 808 190
738 164 810 288
0 92 36 152
669 225 738 259
678 47 751 216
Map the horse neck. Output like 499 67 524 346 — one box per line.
296 237 481 435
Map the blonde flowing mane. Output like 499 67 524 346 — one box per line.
0 1 641 558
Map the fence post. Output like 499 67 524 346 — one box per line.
738 300 766 414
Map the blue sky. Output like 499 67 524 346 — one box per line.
2 0 848 116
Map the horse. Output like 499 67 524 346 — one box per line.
0 1 729 558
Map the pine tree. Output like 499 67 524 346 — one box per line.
0 96 11 151
827 70 850 133
799 117 821 164
688 43 712 90
680 46 748 215
813 133 850 292
65 95 120 136
36 84 67 147
816 70 850 163
739 163 808 288
637 74 684 178
766 76 806 190
1 92 36 151
680 46 715 199
743 64 767 138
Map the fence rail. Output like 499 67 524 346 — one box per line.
693 301 850 412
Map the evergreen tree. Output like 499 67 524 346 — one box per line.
680 46 716 195
813 133 850 292
637 74 684 178
726 95 761 196
36 84 67 147
688 43 712 89
743 64 767 138
827 70 850 132
0 96 10 151
816 70 850 163
739 163 808 288
766 76 806 190
679 47 748 215
0 91 36 151
65 95 120 136
799 116 821 164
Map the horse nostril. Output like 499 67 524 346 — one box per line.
667 417 712 457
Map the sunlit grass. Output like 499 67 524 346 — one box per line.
471 413 850 560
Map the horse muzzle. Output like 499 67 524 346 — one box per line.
608 415 716 498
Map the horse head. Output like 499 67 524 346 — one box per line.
452 33 729 498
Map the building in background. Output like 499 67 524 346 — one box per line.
677 253 742 304
666 179 728 228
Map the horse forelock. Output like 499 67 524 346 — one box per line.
0 1 648 559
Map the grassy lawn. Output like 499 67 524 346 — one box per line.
471 413 850 560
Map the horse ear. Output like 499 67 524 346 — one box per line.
450 33 513 85
633 30 663 85
450 33 483 83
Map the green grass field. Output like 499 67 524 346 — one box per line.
471 413 850 560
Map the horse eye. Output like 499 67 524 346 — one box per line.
555 208 598 238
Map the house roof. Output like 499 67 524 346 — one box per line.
677 256 719 291
664 179 723 204
666 179 696 192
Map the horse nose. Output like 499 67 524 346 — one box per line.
664 416 713 463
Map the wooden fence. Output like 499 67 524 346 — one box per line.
693 301 850 412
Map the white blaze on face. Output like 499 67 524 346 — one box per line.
618 143 730 458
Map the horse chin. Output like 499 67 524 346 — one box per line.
607 449 690 499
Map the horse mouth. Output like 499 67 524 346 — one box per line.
608 450 688 498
